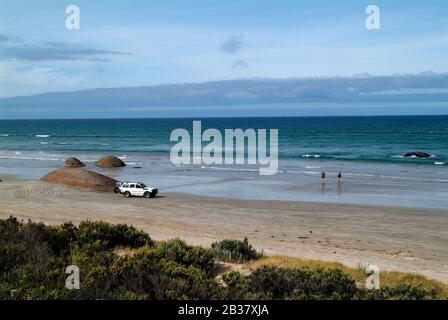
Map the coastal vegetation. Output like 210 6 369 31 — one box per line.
0 217 446 300
211 238 262 263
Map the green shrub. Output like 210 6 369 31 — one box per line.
0 216 21 241
153 239 215 276
211 238 262 263
355 284 441 300
104 247 220 300
221 271 268 300
77 221 153 249
222 266 357 300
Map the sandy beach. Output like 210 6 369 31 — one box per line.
0 176 447 283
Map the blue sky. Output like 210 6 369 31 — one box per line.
0 0 447 99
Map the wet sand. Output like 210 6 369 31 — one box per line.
0 177 447 283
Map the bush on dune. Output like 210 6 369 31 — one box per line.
102 246 219 300
153 239 215 276
355 284 441 300
211 238 262 263
77 221 153 249
222 265 357 300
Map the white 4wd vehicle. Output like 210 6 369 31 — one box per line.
114 182 158 198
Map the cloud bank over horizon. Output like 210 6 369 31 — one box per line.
1 72 448 119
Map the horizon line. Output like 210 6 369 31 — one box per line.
2 114 448 121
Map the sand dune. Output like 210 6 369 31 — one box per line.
0 177 447 283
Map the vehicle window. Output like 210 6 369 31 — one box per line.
123 184 129 188
130 184 135 188
140 183 147 188
136 184 142 188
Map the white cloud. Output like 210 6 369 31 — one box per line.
0 61 87 97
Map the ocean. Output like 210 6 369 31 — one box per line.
0 115 447 208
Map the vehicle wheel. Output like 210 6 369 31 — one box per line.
144 192 150 198
114 187 120 194
124 191 131 198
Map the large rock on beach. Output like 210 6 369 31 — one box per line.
95 155 126 168
41 168 117 191
64 157 85 168
403 152 431 158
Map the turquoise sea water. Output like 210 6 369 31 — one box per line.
0 116 447 208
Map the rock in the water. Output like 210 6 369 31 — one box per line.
64 157 85 168
41 168 117 191
95 155 126 168
403 152 431 158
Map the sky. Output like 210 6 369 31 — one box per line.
0 0 447 118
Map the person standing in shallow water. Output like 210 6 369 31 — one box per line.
321 171 326 183
337 172 342 183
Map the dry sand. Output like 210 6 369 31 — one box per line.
0 177 447 283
